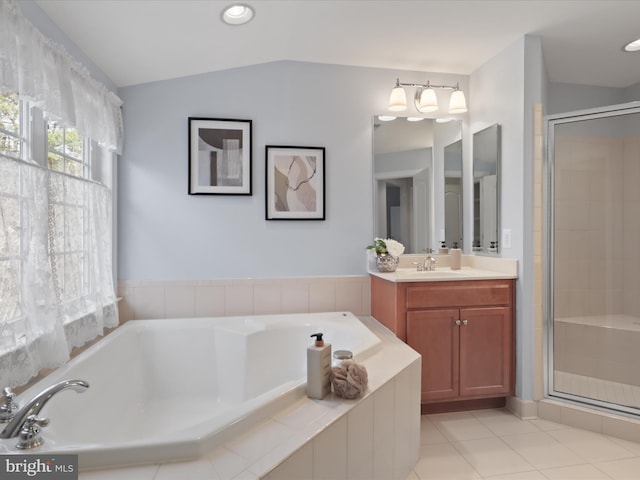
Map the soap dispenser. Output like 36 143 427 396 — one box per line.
438 241 449 254
450 241 461 270
307 333 332 399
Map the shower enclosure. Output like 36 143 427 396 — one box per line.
546 102 640 415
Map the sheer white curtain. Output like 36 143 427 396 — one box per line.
0 0 121 387
0 159 118 388
0 0 123 153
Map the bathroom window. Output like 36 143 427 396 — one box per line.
0 94 26 159
47 122 88 177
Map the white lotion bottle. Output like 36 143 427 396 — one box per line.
307 333 331 399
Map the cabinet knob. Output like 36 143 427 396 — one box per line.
455 320 461 326
463 319 468 325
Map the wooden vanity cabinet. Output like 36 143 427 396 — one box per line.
371 277 515 411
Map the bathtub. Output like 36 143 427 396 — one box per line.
0 312 382 470
554 314 640 388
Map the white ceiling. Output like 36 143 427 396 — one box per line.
35 0 640 89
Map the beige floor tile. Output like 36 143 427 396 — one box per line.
595 457 640 479
607 435 640 456
414 443 481 480
500 431 584 470
546 427 637 463
428 411 496 442
451 436 535 477
529 418 571 432
405 470 420 480
472 408 542 436
482 471 548 480
540 464 613 479
421 416 449 445
408 410 640 480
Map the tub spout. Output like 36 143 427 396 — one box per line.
0 379 89 441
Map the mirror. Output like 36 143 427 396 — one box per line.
373 117 463 253
444 139 463 249
472 124 500 254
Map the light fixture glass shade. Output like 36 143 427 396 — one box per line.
388 86 407 111
448 90 468 113
416 88 438 112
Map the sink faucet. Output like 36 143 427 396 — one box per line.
423 255 437 271
0 379 89 448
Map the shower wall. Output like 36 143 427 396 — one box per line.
553 134 640 319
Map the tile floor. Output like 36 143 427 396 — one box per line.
407 408 640 480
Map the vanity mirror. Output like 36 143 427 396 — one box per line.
372 117 462 253
472 123 500 254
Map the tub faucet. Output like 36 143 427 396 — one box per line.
0 379 89 448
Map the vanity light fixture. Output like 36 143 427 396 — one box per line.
221 3 255 25
623 37 640 52
407 117 425 122
377 115 397 121
388 78 468 114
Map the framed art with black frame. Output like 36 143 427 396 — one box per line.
265 145 325 220
188 117 252 195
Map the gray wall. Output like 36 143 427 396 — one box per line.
469 36 545 401
118 61 468 280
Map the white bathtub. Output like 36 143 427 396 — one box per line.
0 312 381 470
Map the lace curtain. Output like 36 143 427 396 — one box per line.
0 157 118 388
0 0 124 153
0 0 120 387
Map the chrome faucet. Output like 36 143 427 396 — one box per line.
423 255 437 271
0 379 89 449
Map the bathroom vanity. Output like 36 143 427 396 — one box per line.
370 255 517 413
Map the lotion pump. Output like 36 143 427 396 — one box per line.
307 333 332 399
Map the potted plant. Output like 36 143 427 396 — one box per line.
366 238 405 272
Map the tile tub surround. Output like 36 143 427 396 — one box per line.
117 276 371 323
78 316 421 480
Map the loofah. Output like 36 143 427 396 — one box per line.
330 360 368 399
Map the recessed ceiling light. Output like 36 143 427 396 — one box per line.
378 116 396 121
624 38 640 52
407 117 425 122
221 4 255 26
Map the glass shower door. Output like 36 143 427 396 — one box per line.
546 103 640 414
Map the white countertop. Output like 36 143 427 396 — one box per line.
368 253 518 283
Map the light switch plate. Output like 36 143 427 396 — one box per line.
502 229 512 249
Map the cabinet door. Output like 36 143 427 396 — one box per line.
458 307 513 398
407 309 459 402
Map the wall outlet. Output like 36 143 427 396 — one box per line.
502 229 512 249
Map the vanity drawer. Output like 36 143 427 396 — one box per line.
406 280 513 309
